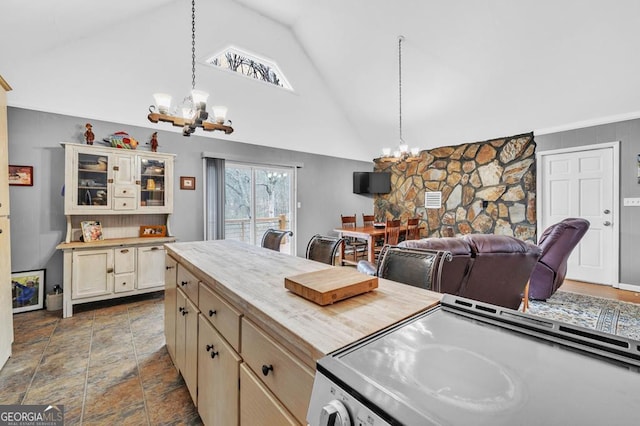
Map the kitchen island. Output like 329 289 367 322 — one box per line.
164 239 441 425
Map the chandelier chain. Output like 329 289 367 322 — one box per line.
398 35 404 143
191 0 196 91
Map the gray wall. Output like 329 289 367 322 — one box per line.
535 118 640 286
7 107 374 293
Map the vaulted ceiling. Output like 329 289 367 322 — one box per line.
2 0 639 161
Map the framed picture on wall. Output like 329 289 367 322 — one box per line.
8 165 33 186
12 269 45 313
180 176 196 190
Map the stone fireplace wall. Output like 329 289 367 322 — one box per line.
374 132 536 242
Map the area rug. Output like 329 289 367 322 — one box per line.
527 291 640 341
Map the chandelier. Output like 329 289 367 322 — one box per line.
147 0 234 136
379 36 419 162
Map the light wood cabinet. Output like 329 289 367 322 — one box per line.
166 255 310 425
240 364 298 426
164 255 178 364
164 240 441 426
198 315 242 425
241 318 314 424
176 288 199 405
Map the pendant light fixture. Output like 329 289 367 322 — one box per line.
147 0 234 136
379 35 419 162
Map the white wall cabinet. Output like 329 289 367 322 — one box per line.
0 76 12 369
71 249 114 299
61 241 171 317
137 245 165 289
62 143 174 215
57 143 176 317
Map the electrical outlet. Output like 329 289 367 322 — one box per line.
623 198 640 206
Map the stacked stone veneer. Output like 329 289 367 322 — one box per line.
374 132 536 242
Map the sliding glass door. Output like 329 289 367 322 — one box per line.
224 163 294 254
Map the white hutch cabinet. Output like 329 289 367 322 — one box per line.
57 143 176 317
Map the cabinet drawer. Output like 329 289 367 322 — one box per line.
114 247 136 274
177 264 199 304
113 197 135 210
199 283 242 352
113 184 136 198
114 272 135 293
240 364 299 426
241 318 314 424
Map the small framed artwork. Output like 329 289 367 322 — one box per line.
12 269 45 313
139 225 167 237
180 176 196 190
8 165 33 186
81 220 103 242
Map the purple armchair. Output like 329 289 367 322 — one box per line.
528 218 590 300
359 234 541 310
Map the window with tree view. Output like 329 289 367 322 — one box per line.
206 47 292 90
225 164 294 254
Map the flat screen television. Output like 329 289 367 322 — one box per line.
353 172 391 194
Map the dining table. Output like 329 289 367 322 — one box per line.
333 225 387 263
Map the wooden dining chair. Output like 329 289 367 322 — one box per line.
363 213 385 251
341 214 367 263
405 217 421 241
384 219 401 246
362 214 375 227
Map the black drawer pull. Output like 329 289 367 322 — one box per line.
262 364 273 376
165 265 175 270
209 309 216 317
181 281 188 286
206 345 219 359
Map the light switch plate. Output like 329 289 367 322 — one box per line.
623 198 640 206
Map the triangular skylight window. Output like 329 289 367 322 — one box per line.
205 46 293 91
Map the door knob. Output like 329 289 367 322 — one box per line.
604 209 611 214
603 221 612 226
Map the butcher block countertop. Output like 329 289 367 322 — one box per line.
165 240 442 369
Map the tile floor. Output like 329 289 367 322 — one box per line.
0 292 202 425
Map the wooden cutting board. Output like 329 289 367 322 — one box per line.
284 268 378 305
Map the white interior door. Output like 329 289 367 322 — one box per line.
538 143 618 286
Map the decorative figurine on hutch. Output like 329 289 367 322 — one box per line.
103 131 139 149
148 132 159 152
84 123 95 145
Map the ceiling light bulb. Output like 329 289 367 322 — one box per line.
153 93 172 115
382 148 391 157
399 143 408 153
411 147 420 156
191 89 209 109
212 105 228 124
